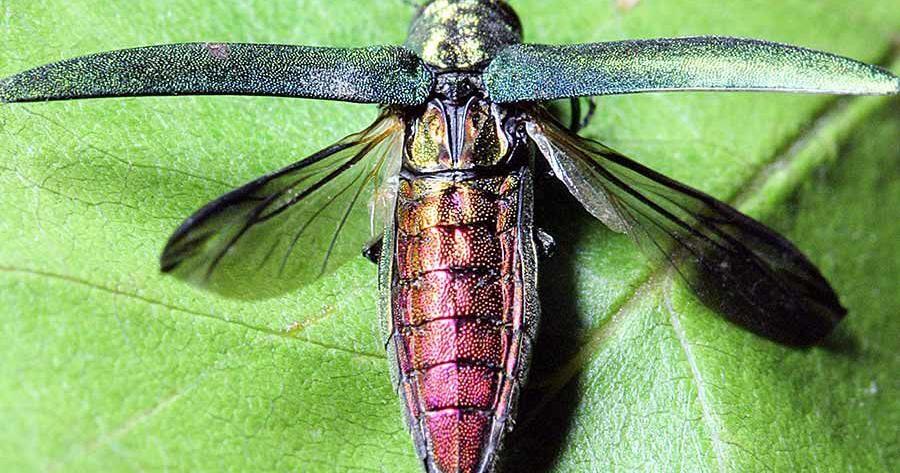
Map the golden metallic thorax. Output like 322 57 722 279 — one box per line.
406 98 510 172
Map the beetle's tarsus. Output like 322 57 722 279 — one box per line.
568 97 581 132
568 97 597 133
363 237 384 264
535 228 557 260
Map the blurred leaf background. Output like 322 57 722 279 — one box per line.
0 1 897 471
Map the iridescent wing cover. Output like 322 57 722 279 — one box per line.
160 113 403 298
0 43 433 105
528 111 846 346
484 36 899 102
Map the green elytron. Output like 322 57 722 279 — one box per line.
2 1 897 472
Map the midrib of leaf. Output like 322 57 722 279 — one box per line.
664 287 728 472
538 52 900 467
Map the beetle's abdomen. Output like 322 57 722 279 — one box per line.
388 172 529 473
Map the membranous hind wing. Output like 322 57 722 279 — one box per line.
160 113 403 298
528 112 846 346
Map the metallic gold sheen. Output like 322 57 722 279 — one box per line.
483 36 900 102
396 175 517 236
408 103 452 171
406 99 511 172
461 102 509 168
405 0 522 69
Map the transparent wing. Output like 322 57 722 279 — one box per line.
160 112 403 299
528 111 846 346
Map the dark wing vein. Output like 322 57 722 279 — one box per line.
529 111 846 346
160 112 403 299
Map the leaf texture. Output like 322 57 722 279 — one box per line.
0 1 897 472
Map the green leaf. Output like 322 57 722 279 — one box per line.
0 1 897 472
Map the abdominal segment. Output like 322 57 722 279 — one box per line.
387 170 532 473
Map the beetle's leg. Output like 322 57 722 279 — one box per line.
568 97 598 133
533 146 557 181
535 228 557 260
579 97 598 130
568 97 581 132
363 237 384 264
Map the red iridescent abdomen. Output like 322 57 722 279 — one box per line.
386 169 534 473
382 92 537 473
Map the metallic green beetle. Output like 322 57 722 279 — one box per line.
2 1 897 472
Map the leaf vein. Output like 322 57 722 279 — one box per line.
664 286 728 472
0 265 385 360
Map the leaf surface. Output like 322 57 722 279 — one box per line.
0 1 897 471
